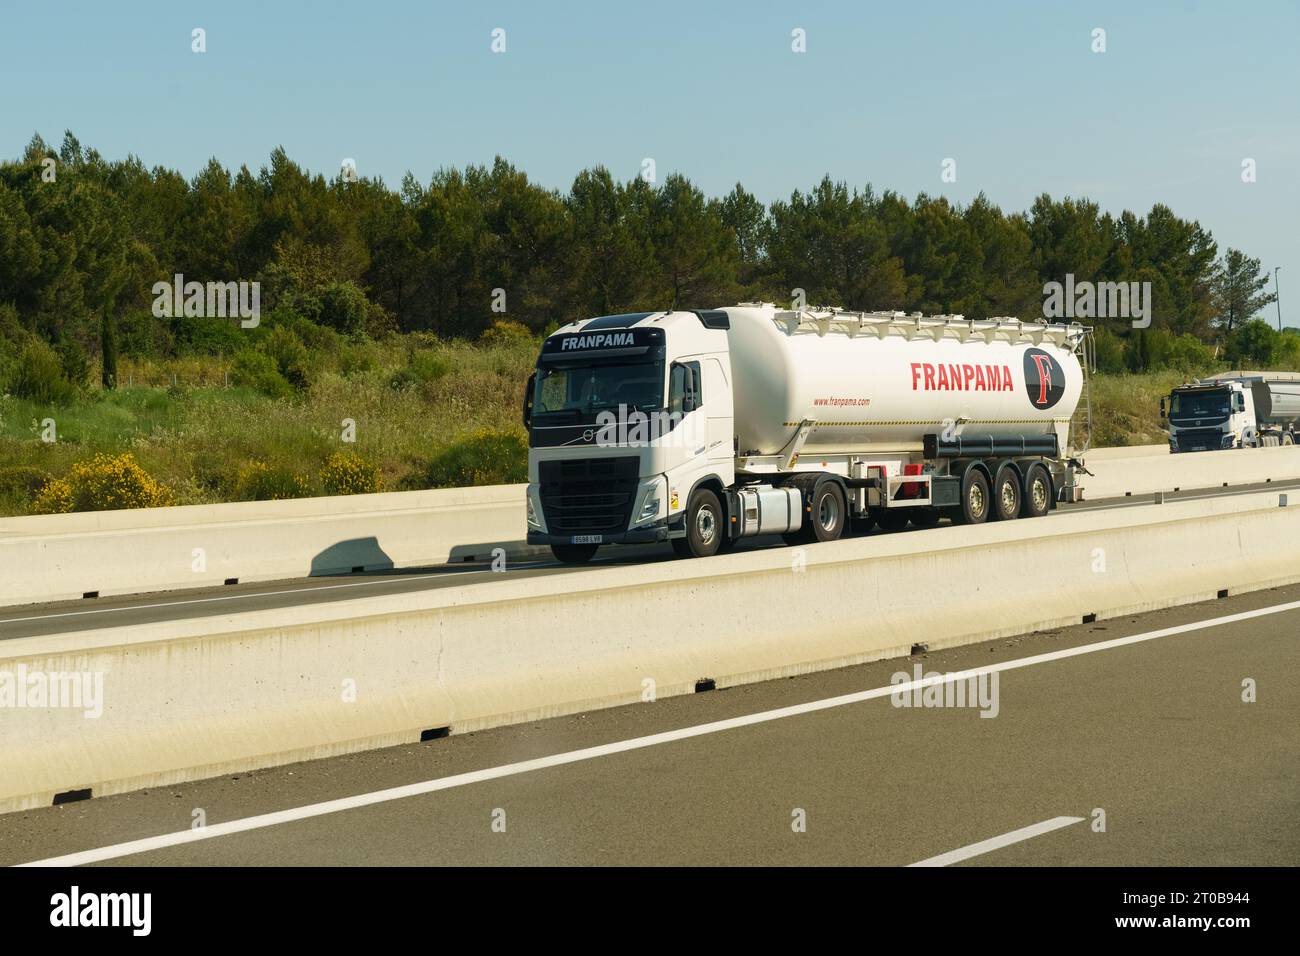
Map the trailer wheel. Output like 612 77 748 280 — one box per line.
551 543 598 564
909 508 942 529
955 470 990 524
1020 464 1052 518
1284 432 1295 446
992 469 1021 521
673 488 723 558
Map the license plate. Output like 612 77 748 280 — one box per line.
571 535 602 544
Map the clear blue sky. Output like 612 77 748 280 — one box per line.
2 0 1296 316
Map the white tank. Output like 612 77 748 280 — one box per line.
724 305 1086 456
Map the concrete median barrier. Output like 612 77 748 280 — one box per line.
0 484 543 608
1083 444 1300 499
6 443 1300 609
3 488 1299 814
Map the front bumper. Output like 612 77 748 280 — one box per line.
528 517 677 547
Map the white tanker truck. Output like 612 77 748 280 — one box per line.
523 303 1092 561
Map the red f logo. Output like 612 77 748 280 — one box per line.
1031 354 1054 406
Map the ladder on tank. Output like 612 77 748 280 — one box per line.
1069 328 1095 455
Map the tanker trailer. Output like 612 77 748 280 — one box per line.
523 303 1092 561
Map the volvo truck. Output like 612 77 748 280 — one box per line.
1161 371 1300 452
523 303 1092 561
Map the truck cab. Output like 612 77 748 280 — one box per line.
1162 381 1252 452
523 310 735 563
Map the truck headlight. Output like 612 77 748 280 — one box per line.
1168 436 1177 450
1221 434 1236 449
526 488 543 530
637 495 661 523
633 477 666 526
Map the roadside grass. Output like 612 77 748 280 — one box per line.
1 339 1187 515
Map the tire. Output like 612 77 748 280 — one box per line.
876 510 911 532
786 481 846 544
675 488 724 558
1020 464 1052 518
955 469 990 525
551 543 598 564
991 468 1021 521
1284 432 1294 446
909 508 942 529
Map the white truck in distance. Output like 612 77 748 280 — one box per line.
1161 371 1300 453
523 303 1093 561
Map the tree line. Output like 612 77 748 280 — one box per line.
0 130 1283 387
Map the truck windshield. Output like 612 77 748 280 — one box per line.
533 361 664 422
1169 389 1229 419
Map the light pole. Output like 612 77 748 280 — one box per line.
1275 267 1283 331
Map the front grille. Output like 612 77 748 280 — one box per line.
1176 427 1224 451
539 457 640 534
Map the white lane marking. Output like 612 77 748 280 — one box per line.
16 596 1300 868
5 480 1296 627
907 816 1085 867
0 562 553 625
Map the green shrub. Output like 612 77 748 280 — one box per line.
479 319 537 349
10 339 78 404
262 325 312 390
232 460 312 501
1092 327 1126 374
390 349 451 390
33 453 174 514
1161 333 1217 373
320 451 381 495
173 316 246 355
230 349 294 400
1225 319 1277 368
338 342 377 376
56 338 90 388
0 465 51 500
412 428 527 488
303 281 369 336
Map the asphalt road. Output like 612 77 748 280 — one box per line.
3 582 1296 866
3 478 1298 642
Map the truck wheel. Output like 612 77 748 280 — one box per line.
992 469 1021 521
955 470 990 524
1284 432 1294 446
876 510 910 532
786 481 846 544
1020 464 1052 518
809 482 846 542
674 488 723 558
909 508 942 529
551 543 598 564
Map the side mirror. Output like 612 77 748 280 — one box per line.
522 372 536 428
1159 398 1166 420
